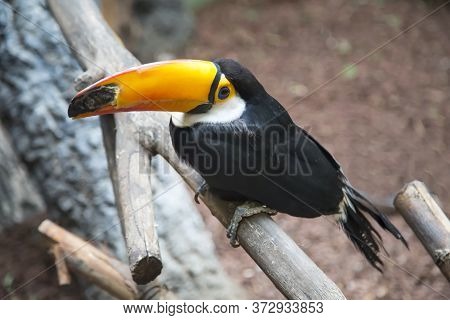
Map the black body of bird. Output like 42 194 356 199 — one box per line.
68 58 407 270
170 59 407 270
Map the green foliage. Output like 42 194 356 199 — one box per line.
384 14 402 29
245 8 259 22
336 39 352 55
183 0 218 10
342 64 358 80
2 273 14 292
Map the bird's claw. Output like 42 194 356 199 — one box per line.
227 201 277 248
194 181 209 204
226 222 241 248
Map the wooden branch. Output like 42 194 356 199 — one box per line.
49 0 345 299
49 0 162 285
39 219 138 299
101 116 162 284
51 244 72 286
394 181 450 281
39 219 175 299
368 192 443 217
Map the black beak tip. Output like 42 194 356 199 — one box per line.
67 100 79 118
67 84 119 119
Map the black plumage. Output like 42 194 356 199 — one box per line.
170 59 406 269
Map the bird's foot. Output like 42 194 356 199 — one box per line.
194 181 209 204
227 201 277 248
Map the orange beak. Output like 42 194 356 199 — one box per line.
68 60 220 119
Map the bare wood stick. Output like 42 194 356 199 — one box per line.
394 181 450 281
49 0 345 299
101 115 162 284
39 219 175 299
51 244 72 286
202 191 345 299
49 0 162 285
39 219 138 299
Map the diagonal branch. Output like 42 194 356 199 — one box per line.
49 0 345 299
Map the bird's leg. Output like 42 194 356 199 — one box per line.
227 201 277 247
194 181 209 204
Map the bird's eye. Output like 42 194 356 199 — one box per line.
218 86 230 100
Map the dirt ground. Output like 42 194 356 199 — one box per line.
0 224 82 299
183 0 450 299
1 0 449 300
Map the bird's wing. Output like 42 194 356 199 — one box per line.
294 125 341 171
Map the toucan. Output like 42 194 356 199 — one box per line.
68 59 407 270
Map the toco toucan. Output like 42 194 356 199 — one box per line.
68 59 407 270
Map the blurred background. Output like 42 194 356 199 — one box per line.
0 0 449 299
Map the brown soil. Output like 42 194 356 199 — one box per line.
184 0 450 299
0 224 82 299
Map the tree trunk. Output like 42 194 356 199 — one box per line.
102 0 193 62
0 124 45 231
0 0 243 299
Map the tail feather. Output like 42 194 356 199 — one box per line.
349 189 408 248
338 178 408 271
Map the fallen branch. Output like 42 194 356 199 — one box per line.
49 0 345 299
394 181 450 281
51 244 72 286
39 219 175 299
39 219 138 299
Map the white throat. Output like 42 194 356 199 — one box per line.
171 96 246 128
